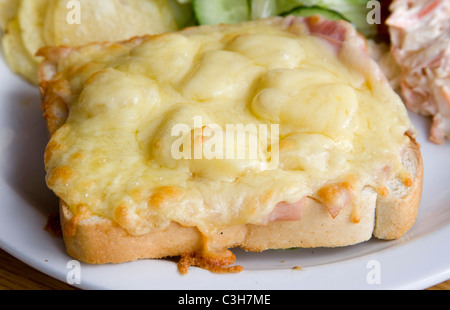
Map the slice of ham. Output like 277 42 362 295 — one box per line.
303 16 347 50
266 198 306 223
262 17 378 224
316 183 352 219
265 185 351 224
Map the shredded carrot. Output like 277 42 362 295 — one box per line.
418 0 442 19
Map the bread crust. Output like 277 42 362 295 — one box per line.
58 138 422 264
373 138 423 240
38 17 424 267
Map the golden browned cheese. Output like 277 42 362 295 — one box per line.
42 19 415 242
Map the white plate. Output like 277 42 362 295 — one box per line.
0 51 449 291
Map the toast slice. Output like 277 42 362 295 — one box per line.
38 16 423 273
57 137 422 264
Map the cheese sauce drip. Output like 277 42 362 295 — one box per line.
44 21 414 237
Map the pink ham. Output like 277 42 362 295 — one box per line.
266 198 306 223
263 17 372 223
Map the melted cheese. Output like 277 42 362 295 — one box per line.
44 21 414 237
